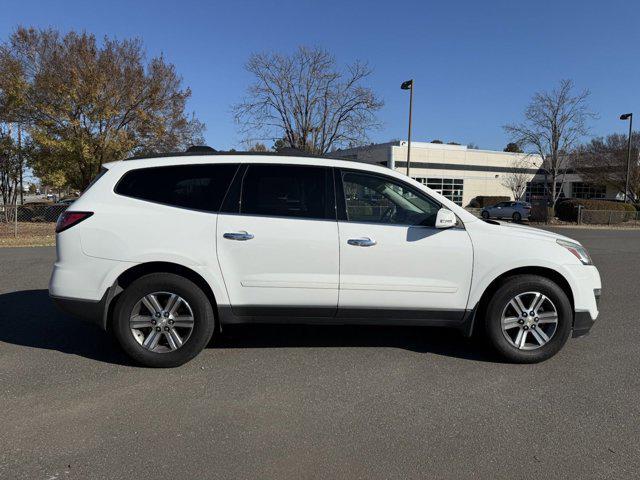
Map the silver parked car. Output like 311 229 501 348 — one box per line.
481 201 531 222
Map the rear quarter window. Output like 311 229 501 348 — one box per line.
115 164 239 212
81 166 109 195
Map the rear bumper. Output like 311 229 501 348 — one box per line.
50 290 109 329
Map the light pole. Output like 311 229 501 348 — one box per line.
401 79 414 177
620 113 633 202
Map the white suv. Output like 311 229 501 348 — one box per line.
49 152 601 367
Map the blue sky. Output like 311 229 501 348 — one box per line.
2 0 639 151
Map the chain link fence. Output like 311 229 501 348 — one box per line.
0 203 68 246
578 209 640 225
465 206 640 227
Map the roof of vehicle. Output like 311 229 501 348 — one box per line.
108 148 389 176
125 148 345 162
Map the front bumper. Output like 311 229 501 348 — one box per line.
572 288 601 338
573 311 596 338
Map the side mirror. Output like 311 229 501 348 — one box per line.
435 208 457 229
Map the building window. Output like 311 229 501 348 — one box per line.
413 177 464 205
525 182 564 201
571 182 605 199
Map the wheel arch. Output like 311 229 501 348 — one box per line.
469 266 574 335
104 262 219 331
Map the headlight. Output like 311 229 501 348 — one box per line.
557 239 593 265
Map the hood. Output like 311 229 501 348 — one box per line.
479 220 580 244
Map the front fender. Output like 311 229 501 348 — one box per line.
467 259 580 310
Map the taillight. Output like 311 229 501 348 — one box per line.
56 211 93 233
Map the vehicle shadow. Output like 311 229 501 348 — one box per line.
215 324 498 362
0 289 500 365
0 289 131 366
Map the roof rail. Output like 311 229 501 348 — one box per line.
124 147 348 162
186 145 217 153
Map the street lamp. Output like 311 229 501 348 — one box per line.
620 113 633 202
401 79 414 177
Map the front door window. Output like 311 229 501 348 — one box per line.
341 171 440 226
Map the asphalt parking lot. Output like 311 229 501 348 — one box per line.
1 228 639 479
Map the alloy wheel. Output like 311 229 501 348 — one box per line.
129 291 195 353
501 291 558 350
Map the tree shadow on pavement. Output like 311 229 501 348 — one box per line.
0 289 130 366
0 289 499 365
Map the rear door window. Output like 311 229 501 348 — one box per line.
115 163 239 212
239 164 334 220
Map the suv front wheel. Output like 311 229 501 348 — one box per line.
112 273 215 367
484 274 572 363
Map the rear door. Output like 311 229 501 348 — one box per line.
335 169 473 321
492 201 508 218
216 163 339 317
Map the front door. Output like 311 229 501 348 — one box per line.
336 169 473 321
494 202 513 218
216 163 339 317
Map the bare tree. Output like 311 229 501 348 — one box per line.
574 132 640 202
233 46 383 155
504 79 595 206
501 156 533 200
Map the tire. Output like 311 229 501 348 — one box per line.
483 274 572 363
481 210 490 219
112 273 215 367
512 211 522 222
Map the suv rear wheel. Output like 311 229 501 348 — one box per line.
112 273 215 367
484 274 572 363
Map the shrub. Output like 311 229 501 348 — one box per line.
556 198 636 223
468 196 510 208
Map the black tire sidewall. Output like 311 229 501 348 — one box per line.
113 273 215 367
484 275 572 363
481 211 490 219
513 212 522 222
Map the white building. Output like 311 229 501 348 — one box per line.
333 141 621 206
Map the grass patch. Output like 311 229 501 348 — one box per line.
0 222 56 247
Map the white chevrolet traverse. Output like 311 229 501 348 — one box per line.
49 151 601 367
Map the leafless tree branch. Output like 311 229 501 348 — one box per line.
503 79 596 205
233 46 383 155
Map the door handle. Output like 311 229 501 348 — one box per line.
347 237 376 247
223 231 254 241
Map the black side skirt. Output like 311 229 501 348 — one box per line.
219 306 476 336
